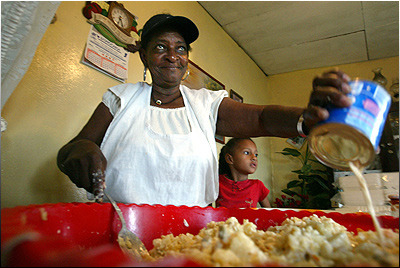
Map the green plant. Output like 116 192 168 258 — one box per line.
275 142 337 209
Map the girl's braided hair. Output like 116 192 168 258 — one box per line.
218 137 254 178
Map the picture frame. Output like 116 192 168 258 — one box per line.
230 89 243 103
182 60 226 144
182 60 225 91
286 136 306 149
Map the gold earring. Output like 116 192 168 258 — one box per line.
182 70 190 81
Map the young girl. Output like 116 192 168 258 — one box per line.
216 138 271 208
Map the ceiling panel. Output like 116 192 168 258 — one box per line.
363 1 399 28
363 1 399 59
367 23 399 60
222 2 363 52
199 1 399 75
255 31 368 75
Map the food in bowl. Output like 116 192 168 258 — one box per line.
146 215 399 267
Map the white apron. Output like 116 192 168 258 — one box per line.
100 82 225 206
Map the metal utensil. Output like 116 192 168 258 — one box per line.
104 192 149 260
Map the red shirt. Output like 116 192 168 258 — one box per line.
216 174 270 208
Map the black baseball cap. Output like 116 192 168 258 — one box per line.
140 14 199 46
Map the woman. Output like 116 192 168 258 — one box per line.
57 14 352 206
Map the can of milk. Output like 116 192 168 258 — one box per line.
308 79 392 170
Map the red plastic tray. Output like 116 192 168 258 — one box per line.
1 202 398 267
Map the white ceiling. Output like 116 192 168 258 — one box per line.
198 1 399 76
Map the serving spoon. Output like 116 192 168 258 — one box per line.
91 171 149 261
104 192 150 260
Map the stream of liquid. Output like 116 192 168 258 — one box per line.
349 161 385 246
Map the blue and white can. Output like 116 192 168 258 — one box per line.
308 79 392 170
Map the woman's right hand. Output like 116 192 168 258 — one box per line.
303 69 353 130
57 139 107 195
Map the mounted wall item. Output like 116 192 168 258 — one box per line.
82 2 103 19
81 25 129 82
86 1 139 48
230 89 243 103
107 1 135 36
182 60 225 92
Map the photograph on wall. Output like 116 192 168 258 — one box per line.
286 136 306 149
182 60 226 144
230 89 243 103
182 60 225 91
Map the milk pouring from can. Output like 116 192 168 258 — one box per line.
308 79 392 170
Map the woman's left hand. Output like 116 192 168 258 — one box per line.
303 69 353 130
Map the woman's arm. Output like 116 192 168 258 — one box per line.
217 100 303 138
216 70 352 138
57 102 113 193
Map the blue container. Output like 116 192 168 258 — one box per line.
309 79 392 170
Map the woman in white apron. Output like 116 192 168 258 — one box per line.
57 14 352 206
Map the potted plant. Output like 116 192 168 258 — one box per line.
275 141 337 209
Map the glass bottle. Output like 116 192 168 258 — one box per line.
372 67 388 88
389 78 399 102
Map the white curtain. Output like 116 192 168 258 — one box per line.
1 1 60 131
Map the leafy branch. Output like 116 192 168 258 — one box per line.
275 143 336 209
